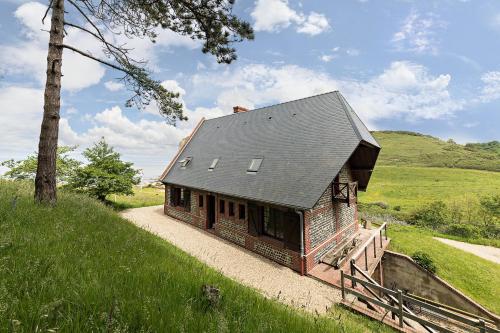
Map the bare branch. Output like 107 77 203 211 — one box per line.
61 44 131 75
42 0 54 24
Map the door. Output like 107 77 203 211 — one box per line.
207 195 216 229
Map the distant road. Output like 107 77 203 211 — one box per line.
434 237 500 264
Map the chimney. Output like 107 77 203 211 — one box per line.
233 105 249 114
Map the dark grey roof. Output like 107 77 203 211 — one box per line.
162 91 380 209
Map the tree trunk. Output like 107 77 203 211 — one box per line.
35 0 65 204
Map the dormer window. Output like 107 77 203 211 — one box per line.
247 158 263 174
208 158 219 171
179 157 192 169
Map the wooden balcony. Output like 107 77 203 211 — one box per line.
332 181 358 206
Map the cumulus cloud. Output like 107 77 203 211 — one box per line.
251 0 330 35
392 10 445 54
479 71 500 102
104 81 125 92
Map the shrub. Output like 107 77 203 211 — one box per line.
393 205 401 211
373 202 389 209
446 224 480 239
412 251 437 274
410 201 447 229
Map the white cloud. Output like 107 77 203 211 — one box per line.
318 47 359 63
479 71 500 102
191 61 464 126
104 81 125 92
392 10 445 54
251 0 330 35
320 54 335 62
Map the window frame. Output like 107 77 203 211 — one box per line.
263 207 285 241
238 204 246 220
228 202 235 217
208 158 219 171
247 158 263 174
219 199 225 215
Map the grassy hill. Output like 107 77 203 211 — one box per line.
0 180 392 332
372 131 500 172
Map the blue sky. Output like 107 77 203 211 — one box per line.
1 0 499 181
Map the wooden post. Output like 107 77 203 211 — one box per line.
350 259 356 288
379 229 383 248
364 247 368 271
398 290 404 328
385 223 388 240
341 270 345 300
478 320 486 333
373 237 376 258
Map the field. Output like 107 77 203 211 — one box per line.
358 165 500 213
107 186 164 210
0 180 393 332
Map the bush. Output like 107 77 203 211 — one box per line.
412 251 437 274
446 224 480 239
373 201 389 209
410 201 447 229
393 205 401 211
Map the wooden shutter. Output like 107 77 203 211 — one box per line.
284 211 301 252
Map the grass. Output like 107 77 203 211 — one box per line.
107 186 164 210
373 131 500 172
358 165 500 213
0 180 394 332
387 225 500 314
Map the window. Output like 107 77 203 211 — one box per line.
208 158 219 171
170 187 189 212
181 189 191 212
179 157 192 168
239 204 246 219
170 187 181 206
199 195 204 207
247 158 263 173
219 199 225 214
229 202 235 217
264 208 285 241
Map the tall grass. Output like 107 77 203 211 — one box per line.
0 180 393 332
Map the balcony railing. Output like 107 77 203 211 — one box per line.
332 181 358 206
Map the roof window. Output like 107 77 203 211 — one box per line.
247 158 263 174
208 158 219 171
179 157 192 169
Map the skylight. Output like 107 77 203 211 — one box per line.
247 158 263 173
208 158 219 171
179 157 192 168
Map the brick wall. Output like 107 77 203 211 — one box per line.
164 185 303 272
303 163 359 272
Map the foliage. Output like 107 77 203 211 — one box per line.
410 201 447 229
411 251 437 274
0 180 393 332
67 139 140 201
387 224 500 313
372 131 500 172
445 224 480 239
465 141 500 155
1 146 80 183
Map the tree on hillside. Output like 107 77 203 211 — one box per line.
1 146 80 183
35 0 254 204
68 138 140 201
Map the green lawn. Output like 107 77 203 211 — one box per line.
387 225 500 314
107 186 164 210
0 180 393 332
359 165 500 213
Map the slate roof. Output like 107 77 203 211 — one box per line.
162 91 380 209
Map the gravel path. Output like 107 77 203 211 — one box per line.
434 237 500 264
121 205 341 313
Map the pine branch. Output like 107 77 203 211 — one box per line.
61 44 131 75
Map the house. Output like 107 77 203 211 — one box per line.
160 91 380 275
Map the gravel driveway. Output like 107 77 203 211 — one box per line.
121 205 341 313
434 237 500 264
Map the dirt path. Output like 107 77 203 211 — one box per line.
121 205 341 313
434 237 500 264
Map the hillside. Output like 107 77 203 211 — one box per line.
0 181 392 332
372 131 500 172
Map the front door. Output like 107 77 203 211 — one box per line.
207 195 216 229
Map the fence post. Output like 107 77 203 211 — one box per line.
373 237 376 258
398 290 404 328
364 247 368 271
350 259 356 288
385 223 388 240
341 270 345 300
379 229 383 248
478 320 486 333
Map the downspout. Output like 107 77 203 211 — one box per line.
295 210 305 275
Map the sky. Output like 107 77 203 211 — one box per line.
1 0 500 182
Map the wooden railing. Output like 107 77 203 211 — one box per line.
341 269 499 333
350 222 387 273
332 181 358 206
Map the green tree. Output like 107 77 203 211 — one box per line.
35 0 254 204
68 139 140 201
1 146 80 183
